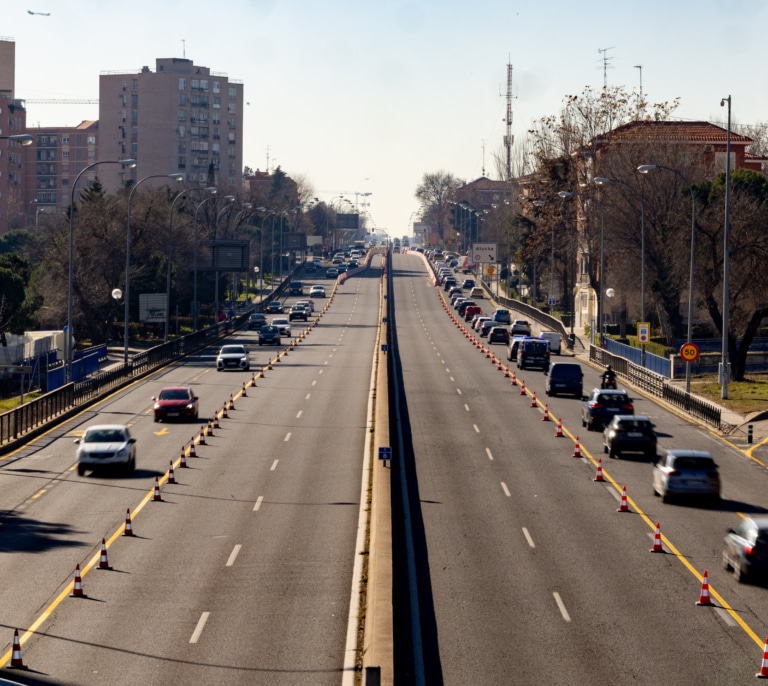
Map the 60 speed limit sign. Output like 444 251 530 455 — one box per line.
679 342 700 362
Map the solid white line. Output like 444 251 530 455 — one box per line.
473 424 480 433
553 592 571 622
253 496 264 511
522 527 535 548
189 612 210 643
464 404 470 412
500 482 511 497
715 607 737 626
226 545 242 567
284 433 291 442
486 448 494 461
270 460 279 471
296 410 303 419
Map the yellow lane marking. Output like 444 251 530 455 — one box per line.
31 489 46 500
153 427 170 436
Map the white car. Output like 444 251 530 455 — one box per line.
216 344 250 372
75 424 136 475
295 299 315 313
271 317 291 337
310 285 326 298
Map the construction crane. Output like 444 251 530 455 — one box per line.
21 99 99 104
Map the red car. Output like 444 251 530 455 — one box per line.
152 387 199 422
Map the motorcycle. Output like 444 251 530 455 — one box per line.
601 376 617 390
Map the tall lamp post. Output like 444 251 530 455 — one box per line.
593 177 645 363
67 158 136 383
125 173 183 364
165 186 216 342
214 196 236 320
192 191 219 331
638 164 696 393
720 95 732 399
231 202 253 304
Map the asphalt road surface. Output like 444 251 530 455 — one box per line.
389 251 768 685
0 262 383 685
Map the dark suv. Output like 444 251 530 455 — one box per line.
602 415 656 459
582 389 634 431
258 325 281 346
517 339 549 371
546 362 583 398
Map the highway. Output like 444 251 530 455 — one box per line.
389 251 768 685
0 262 383 685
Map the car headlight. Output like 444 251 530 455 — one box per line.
154 403 160 410
186 403 195 410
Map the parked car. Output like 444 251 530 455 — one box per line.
75 424 136 476
539 331 562 355
489 326 510 345
723 516 768 583
652 449 721 504
511 319 532 336
258 324 281 346
271 317 291 337
152 386 199 422
248 312 267 330
517 338 549 371
582 389 634 431
492 308 512 325
602 415 656 459
310 285 326 298
289 305 308 321
265 301 284 314
545 362 584 398
216 344 250 371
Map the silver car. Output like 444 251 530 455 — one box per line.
652 449 721 503
75 424 136 476
271 317 291 337
216 344 250 371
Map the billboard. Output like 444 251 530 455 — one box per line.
337 213 360 230
283 232 307 250
198 240 250 271
139 294 166 323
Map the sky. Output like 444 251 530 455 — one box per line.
6 0 767 238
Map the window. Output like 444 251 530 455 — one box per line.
131 94 138 107
178 141 186 153
88 149 96 158
132 79 138 90
213 127 220 140
62 135 69 145
228 132 236 143
62 150 69 159
179 78 186 90
200 79 209 91
213 96 221 109
177 125 186 137
179 94 187 106
191 79 200 90
228 103 237 114
131 110 138 125
87 135 96 145
178 110 186 121
178 157 186 169
229 86 237 98
228 118 236 128
213 81 220 93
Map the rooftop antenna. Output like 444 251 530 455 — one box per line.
182 39 186 59
597 46 615 88
265 145 271 173
634 64 643 118
481 139 486 178
500 60 517 181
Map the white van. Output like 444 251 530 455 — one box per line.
539 331 562 355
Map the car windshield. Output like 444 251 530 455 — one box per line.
158 389 191 400
221 346 245 354
84 428 126 443
261 326 278 333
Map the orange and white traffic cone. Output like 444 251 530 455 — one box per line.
696 570 714 606
242 382 248 397
251 373 258 387
497 360 503 371
198 426 206 445
207 419 214 437
97 537 112 570
228 394 235 410
541 403 550 421
617 485 630 512
650 522 664 552
510 371 517 386
70 563 86 598
123 508 135 536
485 348 491 358
555 418 564 437
519 380 526 396
530 391 538 408
188 440 197 457
504 367 510 377
573 437 582 458
756 637 768 678
168 462 177 485
594 458 604 482
222 405 229 419
179 449 188 468
152 477 162 502
214 415 221 430
9 628 27 670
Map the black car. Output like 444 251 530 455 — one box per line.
517 339 549 371
248 312 267 330
457 300 476 316
488 326 510 345
479 319 495 337
546 362 584 398
289 305 308 321
723 516 768 584
443 277 457 291
602 415 656 459
258 324 281 346
582 389 634 431
265 301 283 314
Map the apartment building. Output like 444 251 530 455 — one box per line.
98 58 244 192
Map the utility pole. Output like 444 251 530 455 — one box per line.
502 61 514 181
598 47 615 88
634 64 643 117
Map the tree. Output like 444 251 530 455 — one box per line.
0 254 41 346
414 171 464 241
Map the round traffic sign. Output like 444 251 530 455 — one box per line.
680 342 700 362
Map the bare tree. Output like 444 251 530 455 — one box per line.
414 171 464 241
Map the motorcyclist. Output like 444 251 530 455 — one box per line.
601 365 617 387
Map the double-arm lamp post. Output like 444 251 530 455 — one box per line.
193 192 219 331
67 158 137 383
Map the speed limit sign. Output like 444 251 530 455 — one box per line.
679 342 700 362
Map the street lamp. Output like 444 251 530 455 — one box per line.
0 134 33 145
638 163 696 393
125 173 183 364
231 202 253 304
192 191 219 331
721 95 732 399
594 176 646 364
67 158 136 383
214 195 236 321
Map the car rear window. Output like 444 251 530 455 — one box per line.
523 342 547 354
552 364 581 378
617 419 652 431
673 457 716 471
599 393 629 406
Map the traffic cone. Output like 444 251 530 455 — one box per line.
275 354 281 363
594 457 604 482
168 461 177 484
504 367 510 377
214 415 221 430
555 418 564 437
519 380 526 396
617 485 629 512
179 449 188 468
251 373 258 387
70 563 86 598
207 419 214 437
123 508 135 536
510 371 517 386
696 570 714 606
188 439 197 457
198 426 206 445
242 382 248 397
573 437 582 458
222 405 229 419
756 637 768 677
530 391 537 408
9 628 27 670
152 477 162 502
97 538 112 570
485 348 491 358
228 394 235 410
541 403 550 421
650 522 664 552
